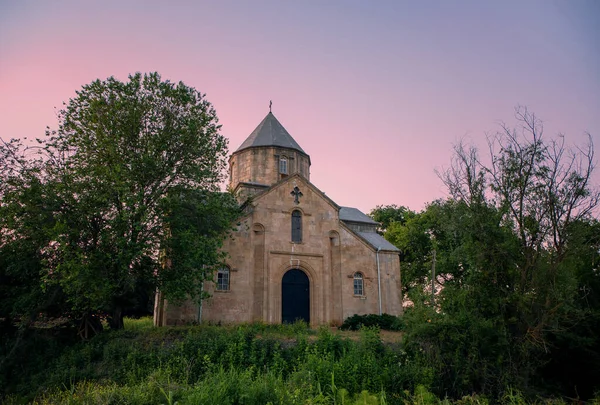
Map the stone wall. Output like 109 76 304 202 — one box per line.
156 174 403 326
196 175 403 326
229 147 310 192
201 217 255 324
202 176 339 325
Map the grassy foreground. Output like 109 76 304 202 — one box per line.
1 318 596 404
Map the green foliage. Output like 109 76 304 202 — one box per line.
42 72 234 327
0 72 237 330
4 322 597 404
0 322 592 405
159 187 240 304
123 316 154 331
386 108 600 400
403 298 516 397
383 203 440 297
538 219 600 398
1 323 406 404
339 314 403 331
0 138 69 327
369 204 414 234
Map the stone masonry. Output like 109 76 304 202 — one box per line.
154 111 402 326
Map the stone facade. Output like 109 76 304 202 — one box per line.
230 146 310 189
154 112 402 326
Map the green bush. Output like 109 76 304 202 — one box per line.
339 313 404 331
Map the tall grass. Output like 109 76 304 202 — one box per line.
2 320 597 404
123 316 154 332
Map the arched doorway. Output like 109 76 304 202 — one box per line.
281 269 310 324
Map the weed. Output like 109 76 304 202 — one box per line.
4 319 599 404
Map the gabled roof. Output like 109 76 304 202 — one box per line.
244 173 339 212
238 174 399 253
339 207 399 252
235 112 306 154
339 207 378 224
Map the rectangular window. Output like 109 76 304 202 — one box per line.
279 158 288 174
291 210 302 243
217 267 230 291
353 273 364 296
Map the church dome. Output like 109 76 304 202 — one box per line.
235 112 307 156
229 110 311 198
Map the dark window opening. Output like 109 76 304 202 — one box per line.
291 210 302 243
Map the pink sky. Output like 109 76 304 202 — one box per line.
1 1 599 213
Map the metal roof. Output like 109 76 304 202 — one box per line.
356 231 400 252
339 207 378 224
235 112 306 154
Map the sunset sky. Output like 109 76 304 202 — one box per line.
1 0 598 213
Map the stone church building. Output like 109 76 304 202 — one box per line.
154 111 402 326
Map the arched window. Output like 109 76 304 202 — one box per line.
353 272 364 296
279 157 288 174
291 210 302 243
217 266 230 291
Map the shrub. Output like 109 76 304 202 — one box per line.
339 313 404 331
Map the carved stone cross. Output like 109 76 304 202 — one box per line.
290 186 303 204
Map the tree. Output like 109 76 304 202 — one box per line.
398 107 599 399
540 218 600 398
1 72 238 330
0 137 73 378
369 204 413 234
158 187 240 304
0 137 69 322
379 203 436 297
439 106 599 348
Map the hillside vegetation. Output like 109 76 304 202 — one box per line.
2 318 597 405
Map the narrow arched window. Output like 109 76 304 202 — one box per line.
353 272 364 296
291 210 302 243
217 266 230 291
279 157 288 174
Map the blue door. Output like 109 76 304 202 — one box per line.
281 269 310 324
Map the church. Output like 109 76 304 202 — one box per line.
154 110 402 326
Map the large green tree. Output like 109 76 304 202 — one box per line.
438 107 599 350
0 73 238 330
0 138 62 321
369 204 413 234
393 107 599 398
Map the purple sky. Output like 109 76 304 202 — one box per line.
1 0 599 213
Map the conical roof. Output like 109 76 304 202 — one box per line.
235 112 306 154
